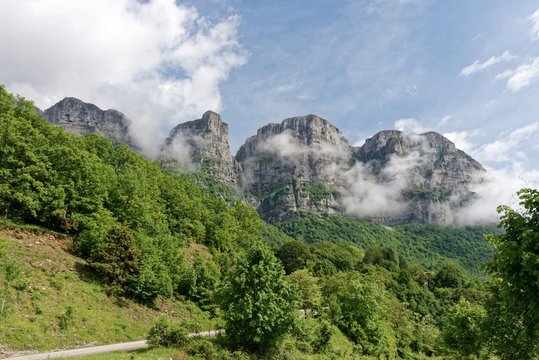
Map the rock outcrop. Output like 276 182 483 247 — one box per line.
162 111 239 186
40 96 488 225
353 130 485 223
236 114 352 222
43 97 136 148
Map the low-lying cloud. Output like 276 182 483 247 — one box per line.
0 0 247 158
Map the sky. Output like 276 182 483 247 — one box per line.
1 0 539 198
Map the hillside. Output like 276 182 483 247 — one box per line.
3 85 527 359
0 223 217 356
276 213 496 277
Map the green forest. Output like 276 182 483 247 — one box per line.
1 86 538 359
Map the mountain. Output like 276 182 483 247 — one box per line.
41 97 136 149
353 130 485 224
236 114 351 222
161 111 239 186
41 97 487 225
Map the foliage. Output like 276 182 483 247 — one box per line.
0 86 263 302
219 246 300 354
484 188 539 359
327 271 398 358
277 212 496 277
277 240 311 274
288 269 322 311
147 318 189 348
439 298 486 358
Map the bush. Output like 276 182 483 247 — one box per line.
147 318 189 348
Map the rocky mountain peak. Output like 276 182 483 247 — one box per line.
42 97 136 148
162 111 238 186
236 114 352 222
236 114 350 162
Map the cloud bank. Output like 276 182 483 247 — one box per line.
0 0 246 157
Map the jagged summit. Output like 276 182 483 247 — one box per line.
42 97 136 148
162 110 239 186
236 114 350 162
42 98 488 225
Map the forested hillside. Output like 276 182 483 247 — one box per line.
276 213 496 277
1 86 537 359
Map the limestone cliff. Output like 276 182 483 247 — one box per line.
353 130 485 223
236 114 351 222
43 97 136 148
162 111 239 186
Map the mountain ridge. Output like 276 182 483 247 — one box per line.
39 97 487 225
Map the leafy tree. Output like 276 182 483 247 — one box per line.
288 269 322 311
219 246 299 354
439 298 486 358
432 262 467 289
147 318 188 348
328 272 397 358
484 188 539 359
88 224 141 288
278 240 311 274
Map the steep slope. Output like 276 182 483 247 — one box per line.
42 97 136 149
39 94 488 225
236 114 352 222
0 224 216 355
161 111 239 186
354 130 485 223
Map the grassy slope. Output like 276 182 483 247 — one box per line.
0 224 218 355
276 213 497 277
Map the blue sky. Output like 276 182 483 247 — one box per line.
189 1 539 175
1 0 538 188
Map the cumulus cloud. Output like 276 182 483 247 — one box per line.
438 115 451 126
459 50 514 77
0 0 247 157
452 122 539 225
455 166 539 225
496 57 539 92
530 8 539 39
394 118 426 133
475 122 539 163
443 130 480 153
160 134 196 172
259 131 347 160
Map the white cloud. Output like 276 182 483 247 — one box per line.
438 115 451 126
0 0 247 157
393 118 426 133
496 57 539 92
443 130 479 153
475 122 539 163
530 8 539 39
455 166 539 225
459 50 514 77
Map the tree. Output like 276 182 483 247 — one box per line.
277 240 310 274
484 188 539 359
439 298 486 358
219 246 299 354
288 269 322 311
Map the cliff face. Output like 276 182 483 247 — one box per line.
41 96 487 225
43 97 136 148
353 130 485 224
162 111 239 186
236 115 352 222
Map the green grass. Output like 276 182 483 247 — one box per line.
0 226 218 353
